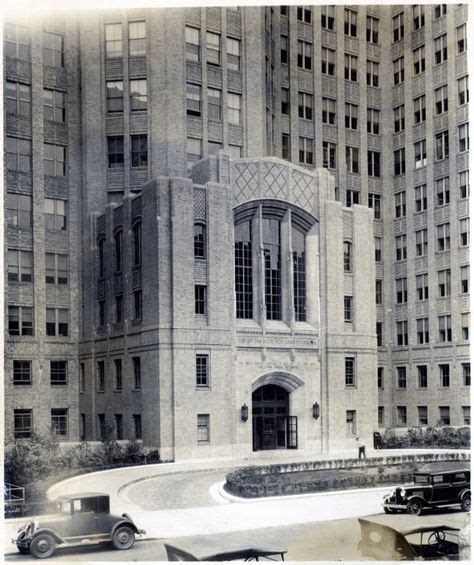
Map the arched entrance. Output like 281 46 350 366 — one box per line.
252 384 297 451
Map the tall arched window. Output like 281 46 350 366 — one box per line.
235 220 253 319
114 229 123 273
194 223 206 258
133 221 142 266
292 226 306 321
263 218 282 320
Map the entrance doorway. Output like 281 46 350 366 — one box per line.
252 384 297 451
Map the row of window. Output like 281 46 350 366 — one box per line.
6 83 67 122
8 307 69 337
378 363 471 390
105 21 146 58
6 193 67 230
13 360 68 385
8 250 68 284
5 24 64 66
392 5 461 43
107 135 147 168
379 405 470 428
387 313 469 347
94 357 142 392
106 79 147 112
97 290 142 328
185 27 241 71
186 84 242 124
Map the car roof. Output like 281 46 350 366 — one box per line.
54 492 110 501
414 469 469 476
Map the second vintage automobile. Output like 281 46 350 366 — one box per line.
383 469 471 515
12 492 145 558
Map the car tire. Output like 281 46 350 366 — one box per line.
112 526 135 550
30 534 56 559
461 493 471 512
406 499 423 516
17 546 30 554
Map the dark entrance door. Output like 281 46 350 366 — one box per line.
252 384 296 451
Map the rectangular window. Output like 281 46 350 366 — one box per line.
51 409 68 436
463 363 471 387
14 409 33 438
345 146 359 174
414 140 427 169
376 322 383 347
131 135 147 168
195 285 207 315
395 234 407 261
129 21 146 56
393 105 405 133
322 142 336 170
458 123 469 153
297 6 312 24
458 76 469 106
187 138 202 167
368 193 381 219
397 367 407 389
436 177 450 206
345 357 355 387
134 289 142 321
413 45 425 75
297 40 312 71
8 306 34 336
46 308 69 337
345 103 358 130
298 92 313 121
44 198 67 231
80 414 86 439
413 5 425 30
438 315 452 342
413 95 426 124
462 406 470 426
44 143 66 177
437 223 450 252
98 414 106 440
108 136 124 168
438 269 451 297
196 354 209 387
460 265 469 294
393 57 404 85
105 23 122 58
397 406 407 426
197 414 210 443
394 148 405 176
416 273 429 301
228 92 242 125
344 241 352 272
434 4 447 19
80 363 85 393
133 357 141 389
395 191 406 218
461 312 469 340
227 37 240 71
377 367 384 389
115 414 123 440
397 320 408 346
208 141 222 156
281 88 289 115
50 360 67 385
6 81 31 117
8 249 33 283
6 137 32 173
115 295 123 324
366 60 379 87
418 407 428 426
416 228 428 257
346 190 360 208
133 414 142 439
5 23 30 61
43 32 64 67
366 15 378 44
114 359 123 391
346 410 356 436
435 85 448 115
457 23 467 54
418 365 428 388
415 184 427 212
321 6 335 30
130 79 147 111
280 35 288 65
393 13 404 42
206 32 220 65
281 134 290 161
396 277 407 304
344 54 358 82
186 82 201 117
322 98 336 125
344 296 353 323
299 137 313 165
366 108 380 135
439 406 450 426
434 34 448 64
185 26 200 62
417 318 430 344
207 88 222 122
13 360 32 385
375 279 383 304
378 407 384 427
106 81 123 113
374 237 382 262
344 8 357 37
44 253 67 285
321 47 335 76
97 360 106 391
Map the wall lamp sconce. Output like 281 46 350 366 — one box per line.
312 402 320 420
241 404 249 422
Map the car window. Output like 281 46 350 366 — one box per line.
414 475 430 484
59 501 71 514
432 475 447 485
73 498 96 513
451 473 466 484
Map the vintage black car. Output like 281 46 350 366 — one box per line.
12 492 145 558
383 469 471 515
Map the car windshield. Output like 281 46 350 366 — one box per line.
413 474 431 484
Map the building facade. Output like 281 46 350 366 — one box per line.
4 4 470 458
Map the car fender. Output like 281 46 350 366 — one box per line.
406 495 428 507
111 519 139 537
459 488 470 500
31 528 65 545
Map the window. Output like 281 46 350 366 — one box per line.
392 105 405 133
396 278 407 304
9 306 33 336
436 177 450 206
297 6 311 24
434 34 448 64
45 198 67 231
321 47 335 76
108 136 124 168
346 190 360 207
43 32 64 67
187 138 202 167
392 13 404 42
345 357 355 387
344 54 358 82
413 5 425 30
342 241 352 273
368 193 381 218
130 79 147 111
375 279 383 304
208 141 222 156
185 27 200 62
375 238 382 262
80 364 85 393
197 414 210 443
228 145 242 160
131 222 142 267
345 146 359 174
194 223 206 258
434 4 447 19
185 82 201 117
459 171 469 199
8 250 33 283
437 223 450 252
393 57 404 85
129 21 146 56
228 92 242 125
114 359 122 391
397 406 407 426
52 408 68 436
114 414 123 440
397 320 408 346
281 88 289 115
97 361 106 391
439 406 450 426
195 285 207 315
13 360 32 385
344 296 353 323
459 216 469 247
378 407 384 427
196 354 209 387
293 226 306 323
418 366 428 388
50 360 67 385
460 265 469 294
14 409 33 438
131 135 147 168
6 82 31 117
414 184 427 212
394 148 405 176
134 289 142 320
115 295 123 324
207 88 222 122
414 140 427 169
235 220 253 319
376 322 383 347
6 137 32 173
395 234 406 261
413 95 426 124
98 300 106 328
458 123 469 152
345 103 358 130
321 6 335 30
416 274 429 301
299 137 313 165
320 99 336 127
397 367 407 389
395 191 406 218
132 357 141 389
367 109 379 135
106 81 123 113
297 40 312 70
417 407 428 426
298 92 313 121
322 142 336 170
417 318 430 344
5 23 30 61
463 363 471 387
133 414 142 439
459 311 470 340
435 85 448 115
346 410 356 436
366 16 378 44
46 308 69 337
207 32 220 65
438 269 451 297
105 23 122 58
416 228 428 257
44 143 66 177
457 24 466 54
458 76 469 106
282 134 290 161
377 368 384 389
366 60 379 87
344 9 357 37
438 315 452 342
227 37 240 71
263 219 282 320
413 45 425 75
114 230 123 272
462 406 470 426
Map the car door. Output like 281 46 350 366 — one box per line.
67 498 99 539
431 475 452 503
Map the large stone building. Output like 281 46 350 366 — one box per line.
4 4 470 459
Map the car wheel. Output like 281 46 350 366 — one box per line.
112 526 135 550
17 546 30 554
383 507 395 514
406 499 422 516
30 534 56 559
461 493 471 512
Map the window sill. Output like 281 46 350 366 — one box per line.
196 386 210 391
51 383 68 386
13 383 32 386
113 389 123 393
132 388 142 392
